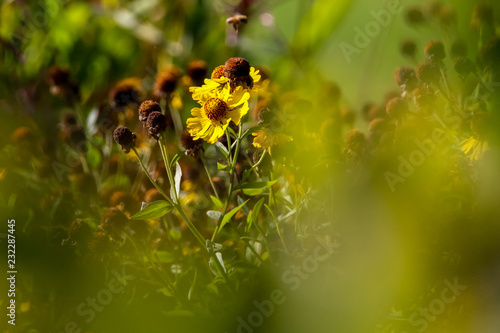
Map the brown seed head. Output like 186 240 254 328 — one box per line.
139 100 162 122
416 61 440 84
386 97 408 120
424 40 446 61
394 66 418 91
113 126 136 153
187 60 208 84
400 39 417 59
146 111 167 140
154 69 181 97
223 57 250 79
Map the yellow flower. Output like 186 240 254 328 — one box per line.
189 66 261 101
187 86 249 144
252 128 292 149
461 136 488 161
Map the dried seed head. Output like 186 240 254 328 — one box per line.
453 57 475 78
406 6 426 25
48 66 70 86
61 113 78 130
113 126 136 153
394 66 418 91
478 37 500 70
323 81 342 104
181 130 203 157
11 126 34 145
110 191 139 213
424 40 446 62
109 84 142 110
139 100 162 122
257 107 274 124
146 111 167 140
366 105 387 121
345 129 366 155
100 207 128 236
400 39 417 59
48 66 80 100
66 218 92 245
187 60 208 84
471 3 494 30
223 57 250 79
341 107 356 126
205 98 229 122
154 68 181 97
416 61 440 84
369 118 393 133
211 65 225 79
386 97 408 120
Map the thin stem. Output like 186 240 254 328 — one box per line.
200 153 220 200
132 147 173 205
156 136 234 292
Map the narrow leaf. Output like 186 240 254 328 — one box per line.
215 142 229 159
173 162 182 197
217 162 230 171
129 200 173 220
247 198 265 232
219 200 249 231
210 195 223 208
170 153 181 168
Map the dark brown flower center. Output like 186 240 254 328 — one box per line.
205 98 229 122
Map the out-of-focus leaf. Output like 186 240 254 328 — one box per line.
210 195 223 208
219 200 249 231
246 198 265 232
129 200 173 220
215 142 229 159
207 210 222 220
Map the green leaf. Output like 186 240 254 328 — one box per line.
215 142 229 159
170 153 181 168
217 162 230 171
129 200 173 220
227 126 237 138
236 180 277 190
156 251 175 263
236 180 277 195
207 210 222 220
219 200 249 231
86 144 102 169
242 168 253 182
246 198 265 232
210 195 223 208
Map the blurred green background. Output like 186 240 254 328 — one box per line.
2 0 500 332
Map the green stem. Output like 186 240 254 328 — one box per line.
211 126 243 241
157 136 234 292
132 147 173 205
200 153 220 200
